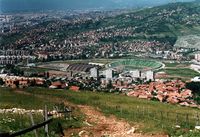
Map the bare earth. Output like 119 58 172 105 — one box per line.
13 90 167 137
64 105 168 137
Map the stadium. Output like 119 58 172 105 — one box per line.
108 59 163 71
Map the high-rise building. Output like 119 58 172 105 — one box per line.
145 71 154 81
105 69 113 80
130 70 140 78
195 54 200 62
90 67 99 78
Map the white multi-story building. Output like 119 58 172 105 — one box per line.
90 67 99 78
105 69 113 80
130 70 140 78
195 54 200 62
145 71 154 81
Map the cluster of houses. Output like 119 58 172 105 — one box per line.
0 50 34 65
0 59 199 108
2 9 190 63
127 80 197 107
0 75 45 88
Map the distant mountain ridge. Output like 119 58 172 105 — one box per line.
0 0 195 13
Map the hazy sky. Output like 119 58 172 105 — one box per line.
0 0 195 13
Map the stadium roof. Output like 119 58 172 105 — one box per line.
67 63 97 72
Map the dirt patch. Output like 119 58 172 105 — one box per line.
64 105 167 137
14 89 32 95
12 89 167 137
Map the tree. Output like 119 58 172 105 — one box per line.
186 82 200 104
0 78 4 85
107 80 113 89
186 82 200 95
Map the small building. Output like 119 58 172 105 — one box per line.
19 78 29 88
35 78 45 85
37 52 48 60
49 81 67 89
70 86 80 91
191 76 200 82
5 79 17 88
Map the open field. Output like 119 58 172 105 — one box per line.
0 88 84 136
23 87 200 136
157 62 200 80
108 59 163 71
0 88 55 109
2 87 200 136
164 62 191 68
159 68 200 80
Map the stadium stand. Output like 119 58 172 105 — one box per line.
109 59 162 70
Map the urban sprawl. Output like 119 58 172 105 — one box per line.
1 9 200 110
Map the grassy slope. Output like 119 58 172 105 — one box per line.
163 68 199 79
2 86 200 136
159 62 200 80
0 88 83 136
95 2 200 45
0 88 54 109
24 87 200 136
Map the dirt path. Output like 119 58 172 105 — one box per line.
14 89 32 95
64 105 167 137
12 89 167 137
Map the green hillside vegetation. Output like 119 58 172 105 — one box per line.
158 68 199 80
89 1 200 45
20 88 200 136
165 68 199 78
2 87 200 136
3 1 200 47
164 62 190 68
0 88 84 136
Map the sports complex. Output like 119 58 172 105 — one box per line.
107 59 163 71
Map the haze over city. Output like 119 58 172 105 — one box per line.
0 0 195 13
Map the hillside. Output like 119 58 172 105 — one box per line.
2 1 200 49
1 87 200 136
93 1 200 46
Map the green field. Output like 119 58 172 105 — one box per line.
164 62 191 68
159 68 199 80
0 88 83 136
0 88 200 136
109 59 163 70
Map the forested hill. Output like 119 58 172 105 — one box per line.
92 1 200 45
2 1 200 48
